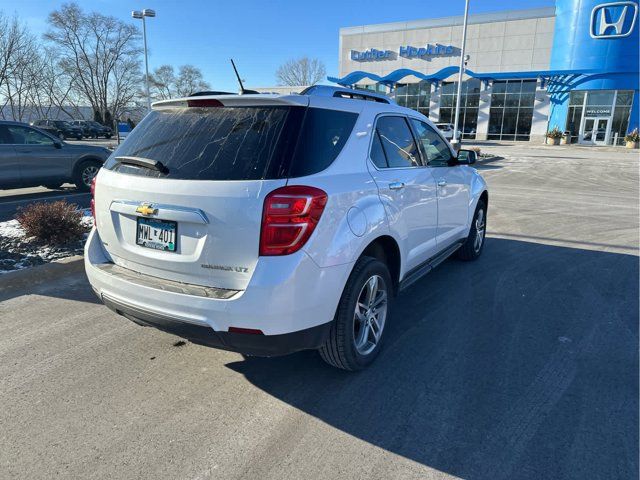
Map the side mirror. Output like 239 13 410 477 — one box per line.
53 141 63 149
457 149 477 165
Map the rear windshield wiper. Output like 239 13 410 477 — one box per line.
115 156 169 174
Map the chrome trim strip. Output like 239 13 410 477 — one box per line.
109 200 209 224
96 262 239 299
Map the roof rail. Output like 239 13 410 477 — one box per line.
301 85 393 104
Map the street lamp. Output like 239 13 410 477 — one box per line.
452 0 470 149
132 8 156 111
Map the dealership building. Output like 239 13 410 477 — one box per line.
330 0 639 145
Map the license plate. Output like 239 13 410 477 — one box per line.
136 217 177 252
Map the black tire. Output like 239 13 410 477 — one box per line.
73 160 101 191
457 199 487 261
319 256 393 371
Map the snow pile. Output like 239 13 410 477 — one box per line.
0 210 94 274
0 219 25 239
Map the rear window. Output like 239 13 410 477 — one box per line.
104 106 357 181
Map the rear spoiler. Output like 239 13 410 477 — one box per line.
152 94 309 110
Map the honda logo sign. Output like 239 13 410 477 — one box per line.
590 1 638 38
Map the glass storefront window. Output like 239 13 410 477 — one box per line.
505 95 520 108
566 90 634 146
487 80 537 141
569 91 585 106
586 91 615 107
611 106 632 146
616 91 634 106
566 105 583 142
506 82 522 94
439 79 480 139
394 81 431 118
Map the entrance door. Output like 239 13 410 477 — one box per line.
581 117 610 145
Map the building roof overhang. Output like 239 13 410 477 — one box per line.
328 67 603 87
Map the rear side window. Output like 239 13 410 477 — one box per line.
375 116 420 168
105 107 294 180
288 108 357 177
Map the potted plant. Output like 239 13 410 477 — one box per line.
625 129 639 149
545 127 563 145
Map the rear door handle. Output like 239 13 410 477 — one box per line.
389 182 405 191
437 179 447 187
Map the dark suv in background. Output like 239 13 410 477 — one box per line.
71 120 113 139
31 119 83 140
0 121 110 191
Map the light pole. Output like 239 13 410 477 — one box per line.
132 8 156 111
452 0 470 149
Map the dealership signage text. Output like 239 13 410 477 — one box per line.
351 44 457 61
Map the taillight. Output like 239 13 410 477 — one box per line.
259 185 328 256
90 177 97 226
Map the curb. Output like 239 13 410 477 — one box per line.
0 255 85 294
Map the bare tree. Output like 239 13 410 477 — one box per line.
276 57 326 86
175 65 210 97
28 48 80 120
149 64 176 100
0 13 39 120
44 2 142 123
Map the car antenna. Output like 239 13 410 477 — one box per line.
230 59 259 95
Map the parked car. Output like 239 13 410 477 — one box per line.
71 120 113 139
70 120 100 139
31 119 84 140
436 122 455 139
85 86 488 370
0 121 110 191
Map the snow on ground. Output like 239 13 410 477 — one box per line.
0 209 93 274
0 219 25 239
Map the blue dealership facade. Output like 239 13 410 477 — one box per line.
333 0 639 145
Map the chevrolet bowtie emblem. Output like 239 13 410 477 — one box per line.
136 204 157 216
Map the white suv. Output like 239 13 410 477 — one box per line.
85 86 488 370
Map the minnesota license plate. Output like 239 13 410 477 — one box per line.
136 217 177 252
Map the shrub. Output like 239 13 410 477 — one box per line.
545 126 563 139
625 128 639 143
16 200 88 245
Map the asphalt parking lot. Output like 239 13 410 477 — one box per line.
0 144 638 480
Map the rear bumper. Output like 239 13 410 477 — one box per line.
101 292 331 356
85 228 351 356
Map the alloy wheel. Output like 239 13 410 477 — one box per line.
474 208 485 253
353 274 388 356
81 165 99 187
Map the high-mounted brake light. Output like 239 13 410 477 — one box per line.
90 177 97 226
259 186 328 256
186 99 223 108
